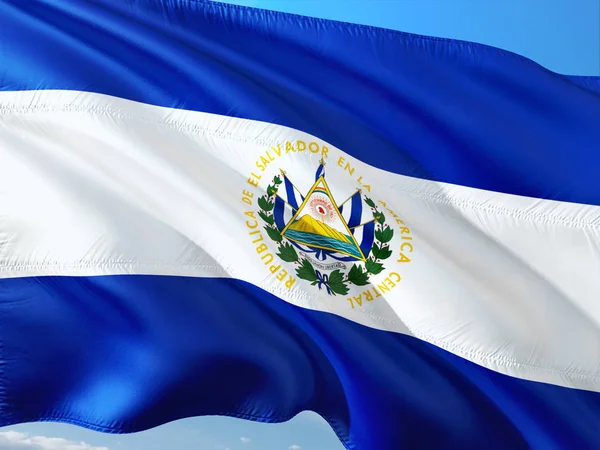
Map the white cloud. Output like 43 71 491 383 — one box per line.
239 437 250 444
0 431 109 450
288 446 302 450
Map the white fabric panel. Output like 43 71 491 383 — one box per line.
1 90 600 391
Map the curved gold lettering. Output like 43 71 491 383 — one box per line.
400 242 413 253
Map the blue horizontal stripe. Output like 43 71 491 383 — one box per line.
0 1 599 205
0 274 599 450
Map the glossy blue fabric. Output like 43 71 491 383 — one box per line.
0 0 599 205
0 275 599 450
2 2 600 449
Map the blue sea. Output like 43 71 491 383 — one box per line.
284 229 363 259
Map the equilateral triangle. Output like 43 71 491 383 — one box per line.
282 177 365 261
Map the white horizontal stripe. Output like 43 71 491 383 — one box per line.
1 90 600 391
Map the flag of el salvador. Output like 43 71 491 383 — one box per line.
0 1 600 449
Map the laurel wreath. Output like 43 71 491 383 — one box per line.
257 175 394 296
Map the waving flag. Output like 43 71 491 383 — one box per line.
1 1 600 449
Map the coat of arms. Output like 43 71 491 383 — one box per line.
257 160 394 295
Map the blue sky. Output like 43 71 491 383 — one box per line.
0 1 598 450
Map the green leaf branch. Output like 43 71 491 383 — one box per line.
256 187 395 296
363 198 394 277
257 175 298 260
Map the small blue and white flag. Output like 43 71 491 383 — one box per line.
0 1 599 449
